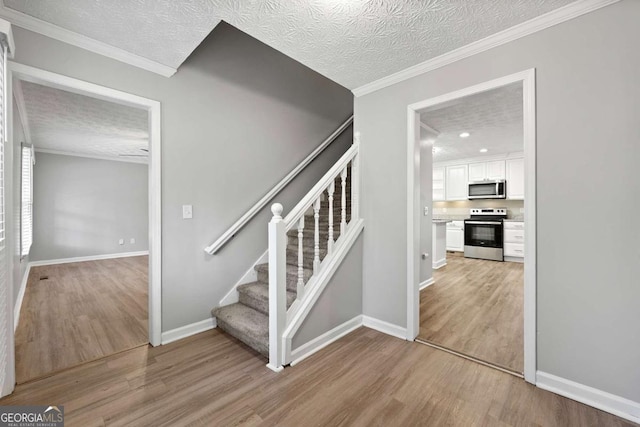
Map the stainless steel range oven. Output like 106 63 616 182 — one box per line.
464 208 507 261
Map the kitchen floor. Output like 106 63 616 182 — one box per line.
418 253 524 373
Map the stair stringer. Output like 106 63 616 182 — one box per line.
281 218 364 366
219 249 268 307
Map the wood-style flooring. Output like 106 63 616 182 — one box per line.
1 327 633 426
15 256 148 383
418 253 524 373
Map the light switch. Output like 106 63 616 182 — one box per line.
423 206 429 216
130 238 136 244
182 205 193 219
118 239 124 245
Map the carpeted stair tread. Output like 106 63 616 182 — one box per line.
212 303 269 357
237 282 296 315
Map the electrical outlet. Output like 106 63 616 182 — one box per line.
182 205 193 219
118 239 124 245
130 238 136 244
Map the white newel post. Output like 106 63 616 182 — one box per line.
267 203 286 372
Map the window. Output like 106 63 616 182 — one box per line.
21 144 33 258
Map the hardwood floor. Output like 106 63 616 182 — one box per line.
1 327 633 426
15 256 148 383
418 253 524 373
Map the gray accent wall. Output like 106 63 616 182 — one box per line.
292 233 363 350
11 98 29 306
10 22 354 331
31 153 148 261
355 1 639 402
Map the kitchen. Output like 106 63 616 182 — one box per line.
420 82 525 375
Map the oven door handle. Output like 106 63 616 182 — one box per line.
465 221 502 225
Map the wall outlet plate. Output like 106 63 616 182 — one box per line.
118 239 124 245
130 238 136 244
182 205 193 219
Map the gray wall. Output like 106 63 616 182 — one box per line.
11 98 28 306
355 0 639 402
419 128 434 284
292 233 363 350
30 153 148 261
10 22 354 330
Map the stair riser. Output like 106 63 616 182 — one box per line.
238 291 269 316
216 319 268 358
256 266 312 292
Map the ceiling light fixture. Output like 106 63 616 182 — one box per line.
459 132 470 138
480 148 488 153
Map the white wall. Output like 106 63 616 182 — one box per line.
355 0 639 403
30 153 148 261
9 22 354 331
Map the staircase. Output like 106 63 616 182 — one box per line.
212 170 351 358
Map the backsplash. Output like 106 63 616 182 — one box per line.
433 199 524 220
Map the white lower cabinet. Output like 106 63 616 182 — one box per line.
446 221 464 252
503 221 524 262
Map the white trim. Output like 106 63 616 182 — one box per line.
504 256 524 264
34 148 147 165
362 315 407 340
161 318 217 345
281 219 364 364
536 371 640 424
289 315 362 366
0 6 176 77
419 277 434 290
7 61 162 347
432 259 447 270
406 69 537 384
28 251 149 267
0 18 15 57
12 79 31 144
219 249 268 307
205 116 353 255
13 264 30 332
353 0 618 97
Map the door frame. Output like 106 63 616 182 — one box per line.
405 69 537 383
6 62 162 347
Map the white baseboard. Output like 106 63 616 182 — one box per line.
419 278 435 290
219 249 268 307
290 315 363 366
432 259 447 269
161 318 217 345
536 371 640 424
29 251 149 267
504 256 524 263
362 315 407 340
13 264 31 331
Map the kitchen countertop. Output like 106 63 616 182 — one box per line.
432 219 451 224
503 218 525 222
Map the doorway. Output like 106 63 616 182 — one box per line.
406 70 536 383
6 63 161 383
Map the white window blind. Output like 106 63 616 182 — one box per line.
0 41 9 394
20 144 33 257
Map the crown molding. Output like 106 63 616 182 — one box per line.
0 17 15 57
0 6 177 77
35 148 148 165
352 0 620 97
12 78 32 144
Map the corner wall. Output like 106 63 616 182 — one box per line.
355 0 639 404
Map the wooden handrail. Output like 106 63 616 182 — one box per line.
204 115 353 255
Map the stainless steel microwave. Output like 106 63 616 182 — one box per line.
468 180 506 199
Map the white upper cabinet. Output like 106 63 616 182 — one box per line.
433 167 445 201
468 160 505 182
506 158 525 200
468 163 486 182
445 165 468 201
486 160 506 180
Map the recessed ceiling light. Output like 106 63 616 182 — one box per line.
480 148 488 153
459 132 470 138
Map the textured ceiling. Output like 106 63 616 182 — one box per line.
4 0 577 89
19 80 149 162
421 83 523 163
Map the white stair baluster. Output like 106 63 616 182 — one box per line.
297 216 305 299
340 167 348 235
313 198 321 273
327 182 335 253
